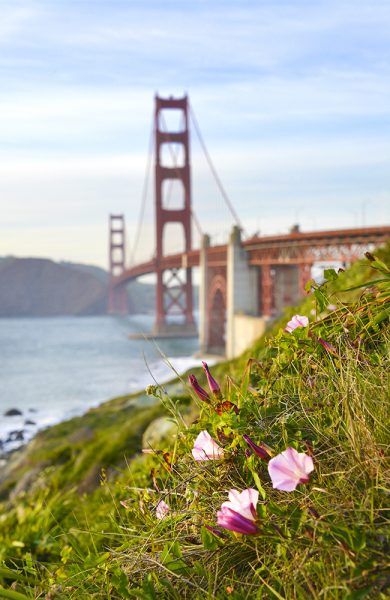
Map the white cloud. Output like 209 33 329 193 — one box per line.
0 154 145 180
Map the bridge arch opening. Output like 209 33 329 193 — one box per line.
158 109 185 133
207 275 226 353
162 178 185 210
160 143 185 169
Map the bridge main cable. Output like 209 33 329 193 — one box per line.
129 108 155 267
189 102 245 235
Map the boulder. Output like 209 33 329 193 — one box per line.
142 417 177 451
4 408 22 417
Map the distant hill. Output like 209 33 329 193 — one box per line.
0 257 108 316
0 256 197 317
60 261 108 285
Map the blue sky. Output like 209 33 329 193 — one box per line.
0 0 389 267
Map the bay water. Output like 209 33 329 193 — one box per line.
0 314 201 454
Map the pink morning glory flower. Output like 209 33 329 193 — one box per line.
268 447 314 492
202 361 220 395
285 314 309 333
188 374 210 403
156 499 170 520
192 430 224 461
217 489 259 535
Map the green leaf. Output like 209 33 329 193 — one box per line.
160 542 187 573
342 277 390 292
251 470 266 500
0 588 32 600
0 570 31 585
314 288 328 313
239 359 253 404
324 268 338 281
201 526 223 550
343 586 374 600
305 279 315 292
128 574 157 599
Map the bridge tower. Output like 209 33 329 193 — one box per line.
154 94 196 336
108 214 128 314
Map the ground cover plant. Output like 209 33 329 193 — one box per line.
0 245 389 599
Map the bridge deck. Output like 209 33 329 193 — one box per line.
113 225 390 286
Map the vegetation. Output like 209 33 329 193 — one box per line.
0 244 389 599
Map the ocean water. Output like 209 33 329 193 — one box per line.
0 315 201 453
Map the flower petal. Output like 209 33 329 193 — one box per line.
217 507 258 535
156 500 170 520
268 447 314 491
192 430 224 461
285 314 309 333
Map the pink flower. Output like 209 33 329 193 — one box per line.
268 447 314 492
192 430 224 461
188 374 210 403
202 361 220 395
217 489 259 535
156 500 170 520
285 314 309 333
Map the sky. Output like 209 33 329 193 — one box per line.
0 0 389 269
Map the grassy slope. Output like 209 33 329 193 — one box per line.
0 244 389 599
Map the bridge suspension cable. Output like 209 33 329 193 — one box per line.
130 98 242 265
189 102 245 235
129 110 155 266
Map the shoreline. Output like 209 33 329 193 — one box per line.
0 352 221 474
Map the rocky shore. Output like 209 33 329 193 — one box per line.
0 407 39 460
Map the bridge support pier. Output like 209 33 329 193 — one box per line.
199 234 227 354
273 265 301 316
260 264 273 317
226 226 262 358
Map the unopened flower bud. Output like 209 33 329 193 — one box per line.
202 361 220 395
188 374 210 403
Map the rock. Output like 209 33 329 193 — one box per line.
28 408 37 413
4 408 22 417
142 417 178 451
24 419 36 426
6 430 24 442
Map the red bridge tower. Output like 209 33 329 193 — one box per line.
108 214 128 314
153 95 196 336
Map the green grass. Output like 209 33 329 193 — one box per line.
0 244 389 599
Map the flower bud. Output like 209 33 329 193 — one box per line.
188 374 210 403
202 361 220 395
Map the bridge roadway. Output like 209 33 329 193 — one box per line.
115 225 390 285
109 224 390 358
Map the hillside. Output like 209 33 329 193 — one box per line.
0 257 107 316
0 244 389 598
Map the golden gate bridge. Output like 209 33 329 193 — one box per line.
108 95 390 357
